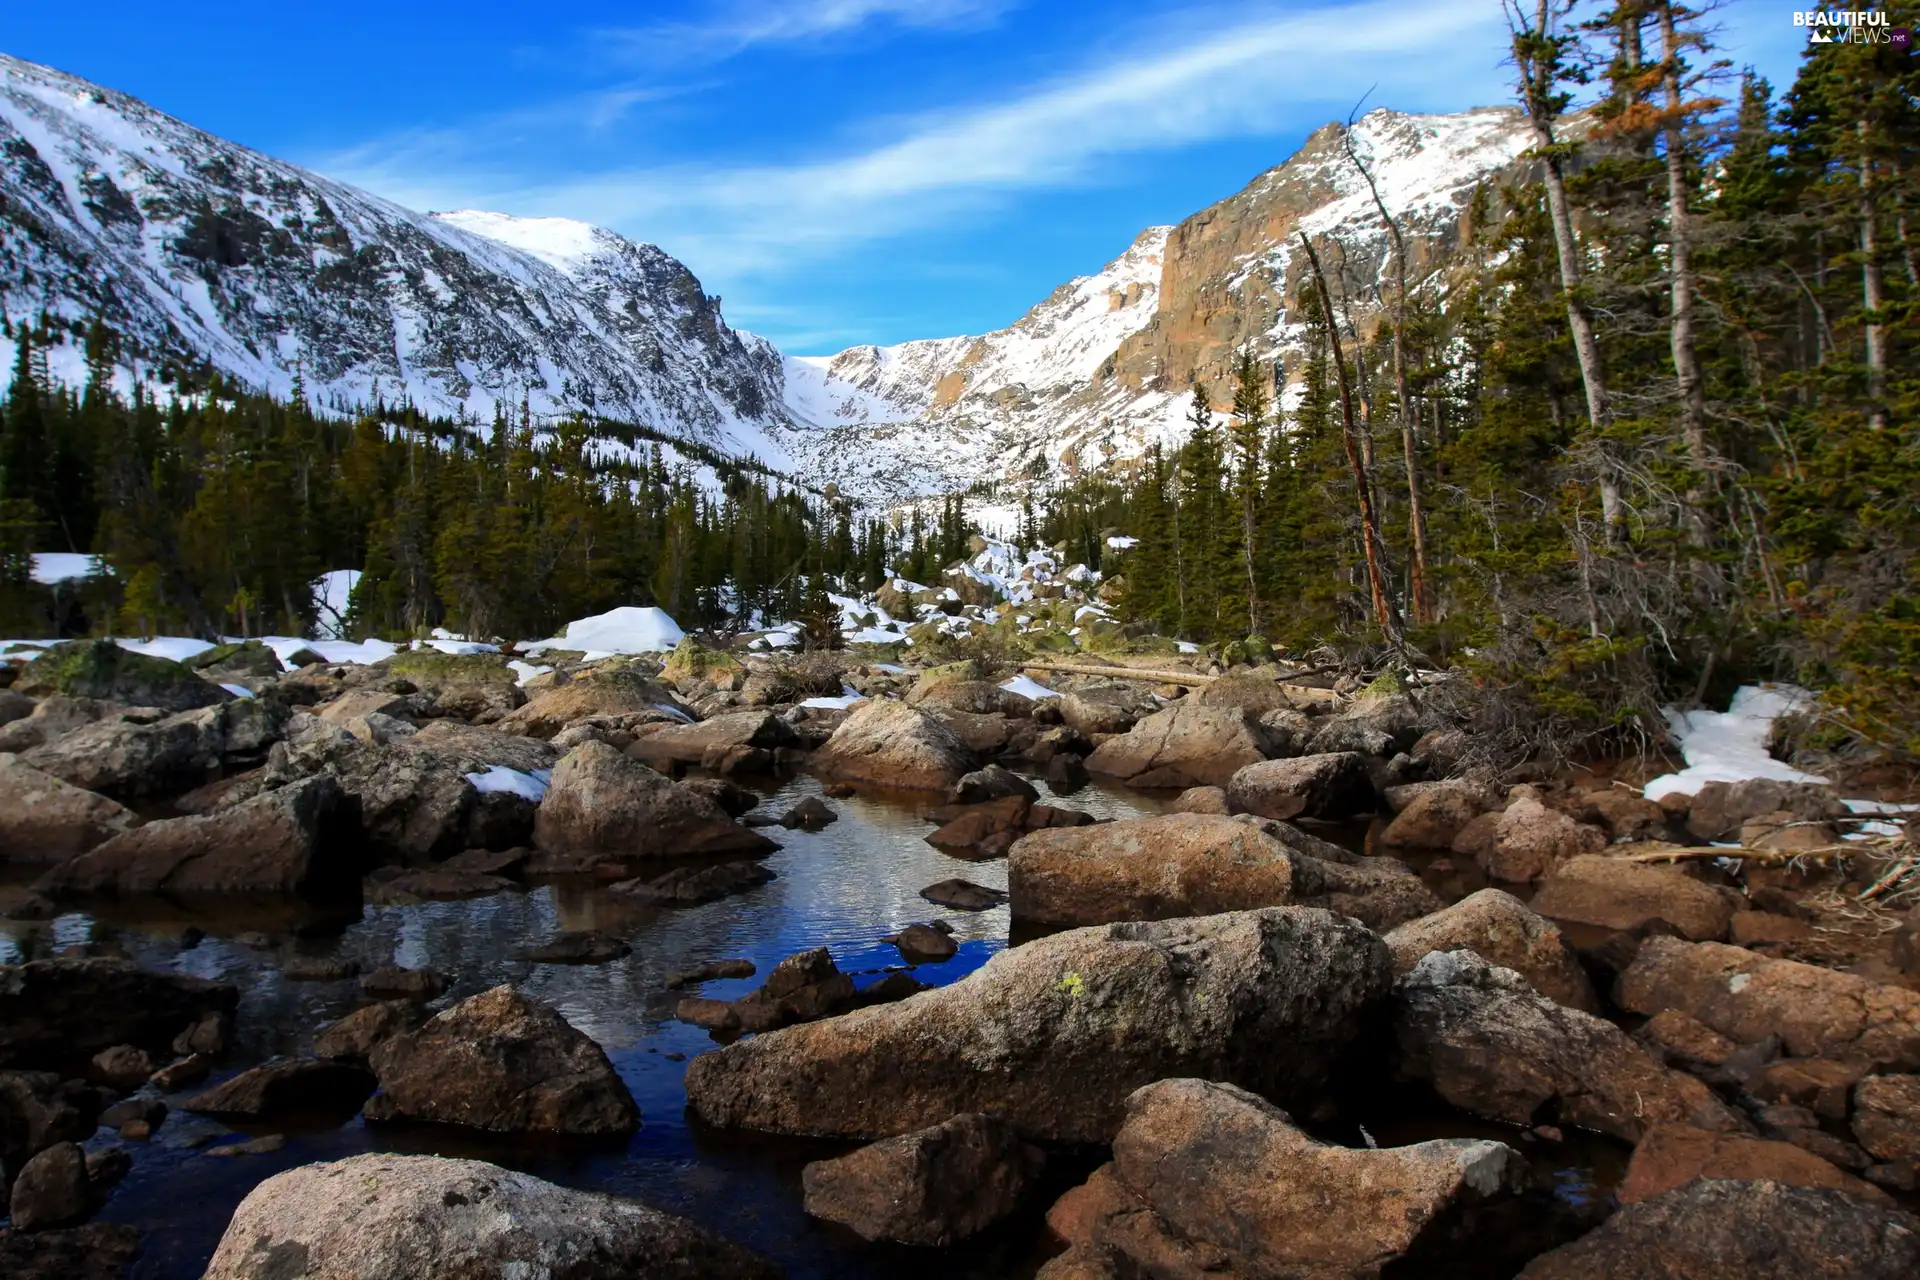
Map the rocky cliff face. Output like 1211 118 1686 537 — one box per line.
0 54 791 461
780 108 1545 500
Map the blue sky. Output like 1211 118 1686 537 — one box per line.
5 0 1807 353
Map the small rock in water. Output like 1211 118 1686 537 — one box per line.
177 925 205 948
100 1097 168 1132
282 955 360 982
513 931 632 965
665 958 757 988
91 1044 155 1091
359 965 450 1001
313 1001 429 1062
803 1112 1045 1245
1045 752 1090 795
206 1133 287 1158
83 1147 130 1191
920 878 1008 911
233 931 275 950
824 783 856 798
172 1010 230 1056
778 796 838 829
150 1054 213 1092
10 1142 90 1230
610 860 774 906
183 1058 377 1119
888 924 960 966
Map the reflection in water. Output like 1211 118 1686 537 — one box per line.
0 772 1623 1278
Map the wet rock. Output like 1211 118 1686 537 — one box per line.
534 741 777 861
206 1133 287 1157
0 1223 140 1280
183 1058 377 1118
1752 1057 1866 1120
312 1002 428 1062
1014 724 1093 767
202 1152 779 1279
363 866 518 905
148 1053 211 1091
88 1044 153 1091
924 796 1031 859
281 955 360 982
1617 936 1920 1069
1621 1122 1886 1205
809 700 981 792
1097 1077 1571 1280
10 1140 89 1230
948 763 1039 806
1472 798 1608 883
1008 813 1308 927
1084 704 1274 791
1226 751 1375 821
715 948 860 1033
0 754 140 861
1394 950 1741 1141
920 878 1008 911
1518 1177 1920 1279
358 965 449 1001
1530 855 1738 941
1044 752 1090 795
15 639 227 714
172 1010 230 1058
81 1147 128 1187
99 1096 166 1134
365 986 638 1135
0 957 238 1071
513 931 632 964
1854 1075 1920 1162
1686 778 1849 843
1381 781 1495 849
888 923 958 965
778 796 837 829
803 1111 1044 1245
685 907 1392 1143
36 775 358 898
665 958 757 988
0 1071 100 1175
610 859 775 906
1383 888 1600 1013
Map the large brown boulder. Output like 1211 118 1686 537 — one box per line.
0 1071 101 1178
686 908 1392 1143
1084 704 1273 790
1471 797 1607 883
907 679 1034 718
365 986 639 1136
1617 937 1920 1069
1225 752 1374 821
9 1140 89 1230
533 741 777 861
1305 856 1445 932
1853 1075 1920 1162
1518 1178 1920 1279
1089 1077 1572 1280
0 754 139 861
1529 855 1738 941
801 1111 1045 1245
1394 950 1741 1141
182 1058 377 1118
809 699 979 791
1383 889 1600 1013
1381 782 1496 850
496 669 692 739
202 1153 779 1279
1007 814 1307 926
1686 778 1849 843
1057 687 1154 736
35 776 358 898
1619 1123 1885 1205
627 709 799 768
23 699 286 800
1304 693 1424 757
0 958 237 1070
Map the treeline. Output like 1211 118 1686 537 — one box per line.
0 321 944 642
1042 7 1918 754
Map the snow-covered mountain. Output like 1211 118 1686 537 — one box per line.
0 50 1550 503
779 108 1548 499
0 53 791 462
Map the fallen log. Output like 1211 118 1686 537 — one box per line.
1014 661 1339 706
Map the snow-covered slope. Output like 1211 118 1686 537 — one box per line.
779 108 1545 499
0 54 792 460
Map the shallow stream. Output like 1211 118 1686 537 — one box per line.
0 774 1624 1277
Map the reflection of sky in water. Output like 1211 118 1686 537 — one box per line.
3 771 1173 1278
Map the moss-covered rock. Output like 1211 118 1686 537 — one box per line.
386 650 517 686
188 641 286 678
1356 670 1404 701
1242 634 1274 666
663 638 745 689
16 639 229 713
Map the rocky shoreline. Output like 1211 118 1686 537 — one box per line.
3 637 1919 1277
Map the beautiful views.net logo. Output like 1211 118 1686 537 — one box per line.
1794 9 1911 46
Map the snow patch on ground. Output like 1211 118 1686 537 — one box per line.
1001 674 1060 701
800 687 868 710
1643 685 1827 801
507 660 552 687
219 683 255 699
115 636 216 663
523 606 685 658
463 765 552 802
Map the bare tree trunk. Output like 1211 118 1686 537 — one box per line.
1300 232 1401 640
1860 119 1888 431
1344 110 1433 623
1658 1 1712 539
1509 0 1621 534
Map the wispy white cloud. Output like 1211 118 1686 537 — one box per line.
602 0 1019 63
326 0 1512 275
